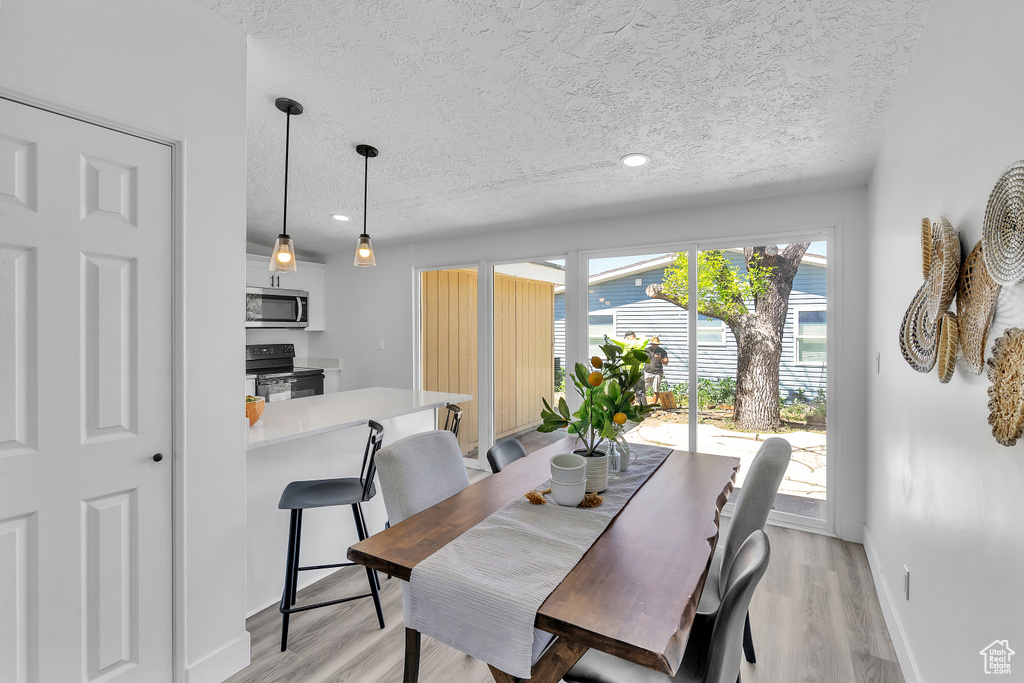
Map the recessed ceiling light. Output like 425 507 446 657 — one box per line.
620 153 649 167
331 214 350 221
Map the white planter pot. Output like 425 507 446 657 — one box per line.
581 453 608 493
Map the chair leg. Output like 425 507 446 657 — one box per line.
280 509 299 652
742 610 756 663
404 628 421 683
290 509 303 607
352 505 385 629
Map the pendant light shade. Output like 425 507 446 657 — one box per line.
271 97 303 273
354 144 379 267
270 234 297 272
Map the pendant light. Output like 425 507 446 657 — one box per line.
354 144 378 267
270 97 303 273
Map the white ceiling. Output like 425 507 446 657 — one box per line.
200 0 932 257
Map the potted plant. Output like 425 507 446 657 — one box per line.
539 340 656 491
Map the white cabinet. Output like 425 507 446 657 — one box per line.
246 255 300 290
323 370 340 393
245 255 326 331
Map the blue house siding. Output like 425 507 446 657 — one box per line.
554 253 827 399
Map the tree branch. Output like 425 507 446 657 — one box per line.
646 282 741 329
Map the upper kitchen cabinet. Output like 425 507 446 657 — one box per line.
245 255 326 331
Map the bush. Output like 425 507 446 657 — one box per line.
667 378 736 410
554 366 566 394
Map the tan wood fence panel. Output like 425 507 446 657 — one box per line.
422 270 553 452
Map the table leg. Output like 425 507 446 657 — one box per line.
404 627 421 683
486 637 589 683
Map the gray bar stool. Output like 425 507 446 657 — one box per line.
278 420 386 651
442 403 462 437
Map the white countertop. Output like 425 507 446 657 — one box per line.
294 357 342 371
246 387 472 450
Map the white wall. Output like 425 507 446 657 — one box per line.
866 1 1024 680
313 186 869 539
0 2 251 681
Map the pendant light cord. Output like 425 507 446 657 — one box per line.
362 151 369 237
283 110 291 235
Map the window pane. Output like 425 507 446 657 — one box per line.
798 309 827 336
798 338 827 363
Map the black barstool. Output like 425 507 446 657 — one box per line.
278 420 386 651
443 403 462 437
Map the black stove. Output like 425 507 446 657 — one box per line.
246 344 324 401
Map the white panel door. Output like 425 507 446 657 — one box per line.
0 98 172 682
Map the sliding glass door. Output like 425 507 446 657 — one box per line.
584 234 830 525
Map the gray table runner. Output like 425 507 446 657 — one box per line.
407 443 672 678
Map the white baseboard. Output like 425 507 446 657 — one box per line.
862 527 920 683
185 632 251 683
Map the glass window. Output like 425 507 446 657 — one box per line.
697 315 726 345
588 314 614 358
795 308 827 364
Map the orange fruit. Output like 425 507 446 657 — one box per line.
591 355 603 368
587 371 603 387
612 412 627 425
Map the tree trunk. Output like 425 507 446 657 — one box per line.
731 243 808 430
732 319 783 430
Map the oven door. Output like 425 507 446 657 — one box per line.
256 372 325 402
246 287 309 328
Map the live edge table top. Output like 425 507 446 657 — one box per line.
348 436 739 677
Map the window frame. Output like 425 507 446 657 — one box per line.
695 314 728 347
587 311 617 357
792 304 827 366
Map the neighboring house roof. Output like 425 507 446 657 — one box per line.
555 247 826 294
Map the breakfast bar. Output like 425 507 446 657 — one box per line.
244 387 472 615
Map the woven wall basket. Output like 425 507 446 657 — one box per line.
899 283 939 373
956 241 1001 375
936 312 958 383
986 327 1024 446
921 217 932 280
926 217 961 326
981 160 1024 286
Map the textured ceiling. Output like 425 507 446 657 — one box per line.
200 0 932 256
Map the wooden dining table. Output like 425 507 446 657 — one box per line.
347 436 739 683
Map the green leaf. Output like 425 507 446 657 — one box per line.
558 396 570 419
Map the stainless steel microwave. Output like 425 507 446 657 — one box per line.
245 287 309 328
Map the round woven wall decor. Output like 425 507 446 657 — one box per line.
956 241 1001 375
921 217 932 280
981 160 1024 286
899 283 939 373
926 218 961 326
986 327 1024 446
936 312 958 384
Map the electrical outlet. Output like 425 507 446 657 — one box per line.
378 337 385 351
903 565 910 600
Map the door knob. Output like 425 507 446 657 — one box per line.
152 453 164 462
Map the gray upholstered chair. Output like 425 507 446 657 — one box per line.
486 437 528 473
373 429 471 683
563 530 771 683
696 436 791 663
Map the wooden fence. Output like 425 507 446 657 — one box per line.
421 269 554 453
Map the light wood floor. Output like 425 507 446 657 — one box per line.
228 473 902 683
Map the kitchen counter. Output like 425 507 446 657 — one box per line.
243 386 474 615
293 356 342 371
246 387 471 450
